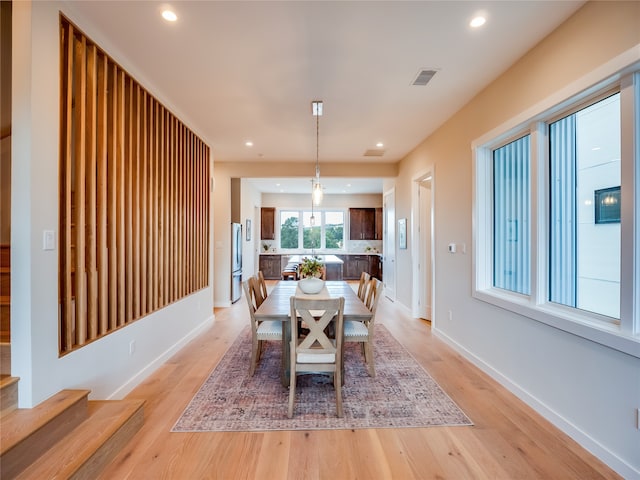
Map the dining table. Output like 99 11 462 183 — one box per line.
254 280 372 386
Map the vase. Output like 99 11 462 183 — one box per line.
298 276 324 294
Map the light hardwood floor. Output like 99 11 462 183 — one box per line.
99 282 620 479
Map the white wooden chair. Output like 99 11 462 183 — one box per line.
288 296 345 418
344 278 383 376
243 278 282 376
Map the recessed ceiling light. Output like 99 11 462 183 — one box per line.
470 16 486 28
346 183 351 187
162 10 177 22
376 142 384 148
245 141 253 147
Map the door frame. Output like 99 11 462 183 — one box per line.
383 188 396 301
411 168 435 322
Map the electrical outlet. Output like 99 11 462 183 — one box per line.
636 408 640 430
129 340 136 355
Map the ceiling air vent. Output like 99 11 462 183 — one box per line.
412 69 437 86
364 149 385 157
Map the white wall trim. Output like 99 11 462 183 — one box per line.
107 314 215 400
432 326 639 480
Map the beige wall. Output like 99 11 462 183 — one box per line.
393 2 639 475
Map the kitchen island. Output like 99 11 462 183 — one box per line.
287 254 344 281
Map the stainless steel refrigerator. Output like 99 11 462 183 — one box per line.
231 222 243 303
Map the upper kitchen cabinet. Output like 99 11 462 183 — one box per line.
349 208 382 240
375 207 383 241
260 207 276 240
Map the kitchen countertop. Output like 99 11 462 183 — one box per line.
287 254 344 264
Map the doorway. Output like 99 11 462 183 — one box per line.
383 189 396 301
412 171 434 322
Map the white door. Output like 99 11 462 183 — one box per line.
418 180 432 319
383 189 396 301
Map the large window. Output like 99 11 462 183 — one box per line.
493 135 531 295
473 69 639 358
279 210 344 251
549 94 621 319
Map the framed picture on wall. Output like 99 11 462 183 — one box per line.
246 219 252 241
398 218 407 249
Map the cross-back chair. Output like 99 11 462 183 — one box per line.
357 271 371 301
288 296 345 418
250 272 268 308
243 278 282 376
344 277 383 376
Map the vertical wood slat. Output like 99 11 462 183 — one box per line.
133 84 141 319
107 63 118 331
60 22 74 352
125 77 133 323
140 90 148 317
73 34 87 346
97 53 108 336
60 16 210 354
117 70 126 326
148 99 155 312
86 44 98 340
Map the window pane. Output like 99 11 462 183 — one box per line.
302 212 320 249
324 211 344 249
549 93 620 318
280 211 298 249
493 135 531 295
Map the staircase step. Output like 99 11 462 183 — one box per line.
15 399 145 480
0 375 19 416
0 389 90 479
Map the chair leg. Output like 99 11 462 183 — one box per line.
334 369 343 418
364 341 375 377
249 337 259 376
288 370 297 418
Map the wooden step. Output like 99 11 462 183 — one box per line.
15 399 145 480
0 342 10 375
0 389 90 479
0 375 19 416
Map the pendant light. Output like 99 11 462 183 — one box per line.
312 100 323 206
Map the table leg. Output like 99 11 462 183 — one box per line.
281 322 291 387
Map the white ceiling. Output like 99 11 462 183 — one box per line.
63 0 584 193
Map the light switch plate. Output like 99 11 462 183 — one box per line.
43 230 55 251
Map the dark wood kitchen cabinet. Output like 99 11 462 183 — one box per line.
369 254 382 280
349 208 376 240
345 255 370 279
375 207 383 240
260 207 275 240
259 254 281 279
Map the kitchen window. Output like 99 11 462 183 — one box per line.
473 69 639 358
280 210 344 251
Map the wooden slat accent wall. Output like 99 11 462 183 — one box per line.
59 17 210 354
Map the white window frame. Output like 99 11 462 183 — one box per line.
472 60 640 359
277 209 346 253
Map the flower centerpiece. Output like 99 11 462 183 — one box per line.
297 256 325 294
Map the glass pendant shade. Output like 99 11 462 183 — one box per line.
312 182 323 205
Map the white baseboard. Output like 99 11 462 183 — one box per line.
432 327 639 480
107 314 215 400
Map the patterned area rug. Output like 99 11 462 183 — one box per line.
172 325 472 432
